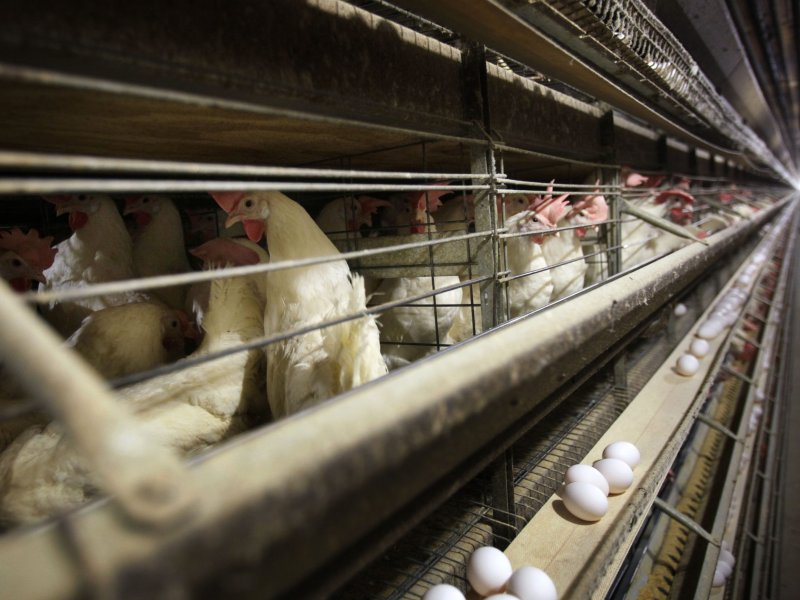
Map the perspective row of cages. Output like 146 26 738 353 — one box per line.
335 199 798 600
0 145 794 598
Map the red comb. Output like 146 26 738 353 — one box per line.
209 191 247 213
0 228 57 270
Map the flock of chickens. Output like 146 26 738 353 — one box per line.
0 172 760 524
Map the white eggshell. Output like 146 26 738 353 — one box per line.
485 595 520 600
466 547 513 596
423 584 466 600
562 481 608 521
712 568 726 587
755 389 765 402
673 303 688 316
603 441 641 469
689 339 710 358
720 548 735 566
676 353 700 376
697 318 724 339
716 559 732 578
506 566 558 600
565 464 609 496
738 275 752 286
592 458 634 494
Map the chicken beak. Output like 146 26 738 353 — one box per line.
224 211 245 229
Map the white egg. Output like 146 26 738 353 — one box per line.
603 441 640 469
562 481 608 521
720 548 735 566
716 559 732 578
673 303 688 316
592 458 634 494
423 584 466 600
712 568 726 587
484 595 521 600
506 566 558 600
565 464 609 495
697 318 724 339
466 546 513 596
689 339 710 358
738 275 752 286
755 389 765 402
676 353 700 376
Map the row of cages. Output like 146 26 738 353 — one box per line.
0 151 788 530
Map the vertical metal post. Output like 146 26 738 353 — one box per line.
490 448 517 548
600 110 627 393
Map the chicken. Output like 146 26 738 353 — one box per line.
435 195 482 345
541 187 608 301
186 236 269 330
504 187 569 318
0 241 268 525
0 228 57 292
315 196 391 241
41 194 147 338
373 191 462 368
117 238 268 449
210 190 387 418
620 173 693 269
124 195 193 309
65 302 190 379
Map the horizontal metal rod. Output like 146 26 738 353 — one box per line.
652 497 720 546
0 150 489 181
0 178 488 195
27 230 493 304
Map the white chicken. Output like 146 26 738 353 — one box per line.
0 240 269 525
503 188 569 318
65 302 190 379
541 187 608 301
124 195 192 309
0 228 56 292
315 196 391 241
374 191 462 368
210 190 387 419
41 194 147 338
621 173 694 269
186 236 269 331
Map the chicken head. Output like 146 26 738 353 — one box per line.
209 191 269 243
0 228 56 291
44 194 106 231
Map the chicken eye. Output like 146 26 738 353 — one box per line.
11 258 21 267
532 216 539 222
244 199 254 209
170 319 178 329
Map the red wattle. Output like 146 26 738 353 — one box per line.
68 211 89 231
9 278 30 292
244 220 266 242
134 212 153 227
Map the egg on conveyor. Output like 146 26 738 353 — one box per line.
676 353 700 377
466 546 513 596
422 584 466 600
564 464 609 495
689 339 710 358
673 303 688 316
697 318 724 340
506 566 558 600
592 458 634 494
602 441 640 469
562 481 608 521
712 568 726 587
720 547 736 566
